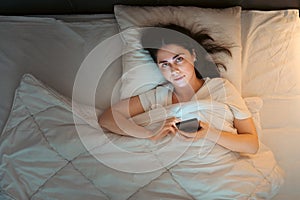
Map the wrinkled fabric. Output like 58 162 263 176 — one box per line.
0 74 284 200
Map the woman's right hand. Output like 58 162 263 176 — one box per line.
150 117 180 140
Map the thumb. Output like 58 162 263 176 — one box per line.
199 121 208 129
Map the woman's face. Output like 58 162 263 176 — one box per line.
156 44 197 88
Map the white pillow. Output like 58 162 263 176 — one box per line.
241 9 300 97
114 5 242 99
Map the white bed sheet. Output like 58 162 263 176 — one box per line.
260 96 300 129
0 14 122 133
261 128 300 199
259 97 300 199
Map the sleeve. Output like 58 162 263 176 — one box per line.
138 85 171 112
222 79 252 119
138 89 156 112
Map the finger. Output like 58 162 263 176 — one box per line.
173 118 181 124
166 118 180 128
199 121 208 129
170 127 177 135
172 123 179 132
166 117 181 126
165 121 180 132
152 118 180 140
159 119 174 130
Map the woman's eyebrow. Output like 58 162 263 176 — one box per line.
158 53 184 64
172 53 184 60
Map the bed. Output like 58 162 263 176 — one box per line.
0 0 299 199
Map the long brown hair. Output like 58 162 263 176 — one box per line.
141 24 232 78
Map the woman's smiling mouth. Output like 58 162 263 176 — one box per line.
174 75 185 81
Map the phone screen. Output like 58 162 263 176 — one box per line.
175 118 201 133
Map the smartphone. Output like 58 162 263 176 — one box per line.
175 118 201 133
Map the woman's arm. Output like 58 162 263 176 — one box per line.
180 117 259 154
99 96 179 139
99 96 152 138
206 118 259 154
207 118 259 154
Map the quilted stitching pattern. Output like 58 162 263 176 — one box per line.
0 74 284 200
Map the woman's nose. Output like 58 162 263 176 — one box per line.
170 65 180 74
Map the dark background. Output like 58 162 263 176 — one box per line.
0 0 299 15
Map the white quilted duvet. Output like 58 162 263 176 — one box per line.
0 74 284 200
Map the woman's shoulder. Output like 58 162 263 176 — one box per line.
139 83 173 111
140 83 173 95
156 83 174 93
205 77 236 89
206 77 230 84
201 77 240 98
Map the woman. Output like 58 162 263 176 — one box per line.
99 24 258 154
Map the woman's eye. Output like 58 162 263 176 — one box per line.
161 63 170 69
176 57 184 63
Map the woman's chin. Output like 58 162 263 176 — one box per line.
172 80 189 88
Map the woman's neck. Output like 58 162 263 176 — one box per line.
173 78 204 103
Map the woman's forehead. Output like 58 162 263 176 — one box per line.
160 44 186 51
157 44 190 58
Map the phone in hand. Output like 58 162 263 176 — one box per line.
175 118 201 133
